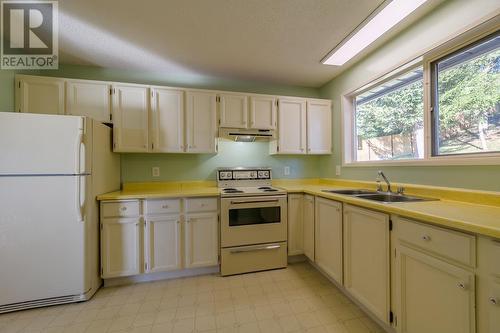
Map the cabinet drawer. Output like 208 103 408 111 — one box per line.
145 199 181 215
101 201 140 218
185 197 218 213
395 217 476 267
221 241 287 276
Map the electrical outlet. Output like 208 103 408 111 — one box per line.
152 167 160 177
284 166 290 176
335 165 341 176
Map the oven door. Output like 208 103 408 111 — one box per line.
221 195 287 247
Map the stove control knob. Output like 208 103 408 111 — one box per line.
250 171 257 178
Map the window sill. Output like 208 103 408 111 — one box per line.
343 155 500 167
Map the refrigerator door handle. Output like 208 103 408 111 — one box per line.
76 131 85 174
76 175 85 222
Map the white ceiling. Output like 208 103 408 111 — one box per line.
58 0 390 87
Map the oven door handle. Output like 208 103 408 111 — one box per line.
230 243 281 253
230 199 280 205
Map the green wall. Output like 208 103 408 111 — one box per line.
319 0 500 191
0 64 321 182
122 141 320 182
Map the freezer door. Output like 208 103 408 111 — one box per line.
0 112 88 175
0 176 89 306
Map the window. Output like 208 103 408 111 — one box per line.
354 67 424 162
431 32 500 156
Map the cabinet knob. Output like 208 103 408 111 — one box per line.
457 282 466 290
176 220 180 224
421 235 431 241
489 297 498 305
162 205 168 209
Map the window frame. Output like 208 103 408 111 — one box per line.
430 31 500 158
342 21 500 167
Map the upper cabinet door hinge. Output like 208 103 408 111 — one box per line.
389 311 394 324
18 81 21 88
389 219 393 231
109 88 112 95
109 113 113 122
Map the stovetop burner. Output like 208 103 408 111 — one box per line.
223 188 243 193
262 189 278 192
258 186 272 190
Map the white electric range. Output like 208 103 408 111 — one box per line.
217 167 288 276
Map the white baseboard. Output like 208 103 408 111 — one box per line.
103 266 220 287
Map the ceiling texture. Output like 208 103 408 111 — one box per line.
59 0 396 87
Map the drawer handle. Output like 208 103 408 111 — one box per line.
162 205 169 209
120 207 127 211
489 297 498 305
421 235 431 241
230 244 281 254
457 282 467 290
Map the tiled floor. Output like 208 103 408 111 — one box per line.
0 262 385 333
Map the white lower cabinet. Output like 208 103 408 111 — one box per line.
477 236 500 333
315 197 342 284
184 212 219 268
287 194 304 256
101 217 142 278
100 197 218 279
303 194 315 261
145 215 182 273
343 204 390 324
394 244 475 333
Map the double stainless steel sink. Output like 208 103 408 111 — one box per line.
322 189 437 203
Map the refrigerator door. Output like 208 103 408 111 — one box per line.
0 112 88 175
0 175 89 307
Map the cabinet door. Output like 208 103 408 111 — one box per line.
185 212 219 268
151 88 184 152
250 95 276 130
101 218 142 278
145 215 182 273
307 100 332 154
66 80 111 122
277 97 307 154
16 76 64 114
219 93 248 129
343 205 390 323
185 91 217 153
315 197 342 284
112 84 149 152
394 244 475 333
287 194 304 256
303 194 315 261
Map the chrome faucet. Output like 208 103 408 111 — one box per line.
377 170 392 193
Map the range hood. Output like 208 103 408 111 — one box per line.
219 128 276 142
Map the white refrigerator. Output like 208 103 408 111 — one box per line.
0 112 120 313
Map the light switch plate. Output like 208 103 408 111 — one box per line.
284 166 290 176
152 167 160 177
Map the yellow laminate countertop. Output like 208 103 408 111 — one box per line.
97 179 500 239
275 180 500 239
96 181 220 200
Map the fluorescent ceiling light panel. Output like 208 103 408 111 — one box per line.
322 0 429 66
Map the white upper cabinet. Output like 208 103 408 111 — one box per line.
274 97 307 154
307 99 332 154
151 87 184 153
250 95 277 130
66 80 112 123
16 75 64 115
185 91 218 153
112 84 150 152
219 93 248 129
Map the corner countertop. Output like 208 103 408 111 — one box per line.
97 179 500 239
